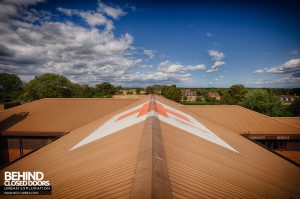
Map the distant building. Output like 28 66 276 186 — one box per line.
119 89 137 95
119 89 127 95
126 89 136 95
279 95 298 105
154 90 161 95
182 89 197 101
208 92 221 100
139 90 146 95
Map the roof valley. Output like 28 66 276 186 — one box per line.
131 96 172 199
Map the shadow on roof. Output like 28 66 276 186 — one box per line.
0 112 29 132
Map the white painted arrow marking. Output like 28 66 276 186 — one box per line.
70 99 238 153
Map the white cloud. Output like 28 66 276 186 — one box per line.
289 49 300 55
139 64 153 68
0 0 44 19
254 59 300 76
207 61 225 72
185 64 206 71
119 71 191 84
57 7 114 30
252 58 300 85
143 49 155 59
158 60 205 73
80 12 111 27
0 1 206 86
206 49 225 72
98 1 125 19
254 69 264 73
265 59 300 74
206 32 213 37
251 76 300 85
158 60 182 73
208 49 225 61
132 60 204 84
0 1 142 85
56 7 72 16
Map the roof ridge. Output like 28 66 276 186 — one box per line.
131 95 172 198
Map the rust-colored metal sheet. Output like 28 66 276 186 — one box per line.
160 122 300 198
0 98 139 135
184 105 300 135
0 119 145 198
274 117 300 128
1 95 300 198
276 150 300 164
131 97 172 199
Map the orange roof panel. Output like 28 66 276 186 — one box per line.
274 117 300 128
184 105 300 135
0 98 139 135
1 96 300 198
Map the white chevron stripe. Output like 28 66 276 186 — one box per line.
70 99 238 153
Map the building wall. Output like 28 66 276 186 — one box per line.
187 96 197 101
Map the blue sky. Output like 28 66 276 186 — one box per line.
0 0 299 87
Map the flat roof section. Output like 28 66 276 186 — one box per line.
184 105 300 135
0 98 139 135
274 117 300 128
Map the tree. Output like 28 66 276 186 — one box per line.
21 73 73 101
161 85 182 103
146 85 163 94
115 86 123 94
95 82 116 97
228 84 248 104
290 98 300 116
241 89 288 116
0 73 23 102
80 85 95 98
70 83 84 98
136 88 141 95
146 86 154 94
220 92 234 104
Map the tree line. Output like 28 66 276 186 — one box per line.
1 72 299 116
181 84 300 117
0 73 118 102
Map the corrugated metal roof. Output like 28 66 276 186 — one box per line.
1 96 300 198
161 122 300 198
0 119 145 198
184 105 300 135
0 98 138 135
274 117 300 128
